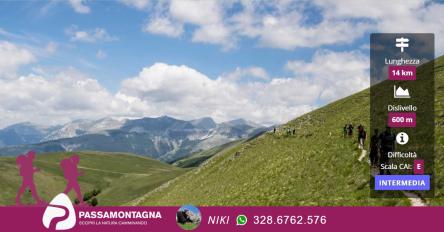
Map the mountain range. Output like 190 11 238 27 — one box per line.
0 116 269 162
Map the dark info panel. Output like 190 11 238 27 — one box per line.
370 33 434 198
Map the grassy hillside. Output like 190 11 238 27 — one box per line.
172 140 245 168
430 57 444 205
136 56 444 206
0 151 187 206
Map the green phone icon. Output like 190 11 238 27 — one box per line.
236 214 247 226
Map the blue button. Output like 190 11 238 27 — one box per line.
374 175 430 190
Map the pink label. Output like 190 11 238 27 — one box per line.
387 112 416 128
414 160 424 174
388 66 416 80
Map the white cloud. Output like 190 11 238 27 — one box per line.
120 0 150 10
315 0 423 20
134 0 444 53
0 41 35 79
117 60 330 125
286 50 369 102
0 48 370 127
258 17 369 49
66 25 118 43
138 0 370 50
143 16 183 37
0 68 126 127
221 66 269 82
192 23 234 49
96 49 107 59
141 0 234 49
313 0 444 54
229 2 372 50
68 0 90 14
120 63 217 104
169 0 221 25
174 0 234 50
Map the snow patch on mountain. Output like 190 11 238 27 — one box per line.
42 117 126 141
61 143 81 152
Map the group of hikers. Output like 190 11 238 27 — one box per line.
370 127 396 175
344 123 396 175
343 124 367 150
15 151 84 205
273 127 296 135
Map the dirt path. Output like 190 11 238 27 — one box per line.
402 191 427 206
357 149 426 207
35 160 151 176
358 149 367 162
77 165 152 176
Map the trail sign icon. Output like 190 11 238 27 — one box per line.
395 37 409 52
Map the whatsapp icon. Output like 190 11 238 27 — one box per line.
236 214 247 226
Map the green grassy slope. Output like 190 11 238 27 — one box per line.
0 151 187 205
136 56 444 206
172 140 245 168
430 57 444 205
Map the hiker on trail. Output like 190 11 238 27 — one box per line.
273 127 276 134
358 125 367 149
369 129 380 167
15 150 44 205
343 124 348 138
347 124 354 137
61 154 84 204
379 127 396 175
292 128 296 135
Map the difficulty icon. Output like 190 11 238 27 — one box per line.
396 132 409 145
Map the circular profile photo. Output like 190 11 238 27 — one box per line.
176 205 201 230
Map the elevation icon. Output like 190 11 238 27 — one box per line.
394 85 411 98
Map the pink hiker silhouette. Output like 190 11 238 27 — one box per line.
15 150 45 205
60 154 84 204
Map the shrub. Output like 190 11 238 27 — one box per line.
92 189 101 196
90 198 98 207
83 192 93 202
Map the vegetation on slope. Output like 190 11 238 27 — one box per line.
172 140 245 168
0 151 187 205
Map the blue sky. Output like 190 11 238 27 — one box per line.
1 1 323 92
0 0 443 127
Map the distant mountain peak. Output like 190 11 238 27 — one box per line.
223 118 262 128
0 122 59 147
2 121 34 130
190 117 217 130
160 115 174 119
41 117 125 142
